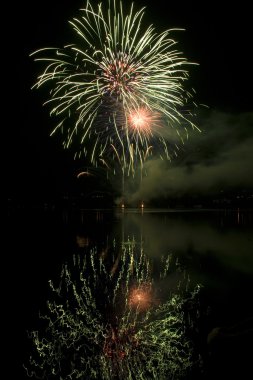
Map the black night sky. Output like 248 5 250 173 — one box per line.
8 0 253 206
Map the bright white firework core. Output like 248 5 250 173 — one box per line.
128 108 152 131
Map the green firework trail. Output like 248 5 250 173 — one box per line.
31 0 200 176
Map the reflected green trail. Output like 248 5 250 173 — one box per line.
26 238 202 379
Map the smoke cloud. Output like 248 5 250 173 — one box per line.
124 110 253 204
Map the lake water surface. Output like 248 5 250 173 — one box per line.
8 207 253 379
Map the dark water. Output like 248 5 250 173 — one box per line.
8 207 253 379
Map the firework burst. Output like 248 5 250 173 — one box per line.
31 0 200 175
25 239 202 379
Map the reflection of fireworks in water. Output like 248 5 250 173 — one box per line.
26 240 202 379
128 282 154 311
31 0 200 175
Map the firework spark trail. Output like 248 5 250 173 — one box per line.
25 239 202 379
31 0 200 176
